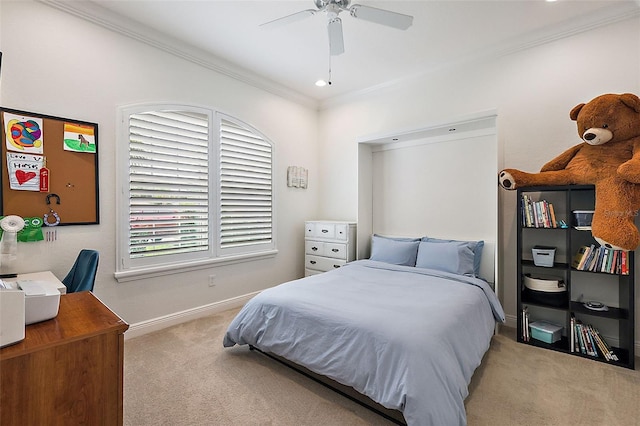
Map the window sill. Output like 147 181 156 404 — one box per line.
114 249 278 283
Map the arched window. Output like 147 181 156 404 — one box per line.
116 105 275 281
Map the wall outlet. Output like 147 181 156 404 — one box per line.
208 275 216 287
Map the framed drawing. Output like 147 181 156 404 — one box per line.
0 107 99 225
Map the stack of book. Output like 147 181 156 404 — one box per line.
521 194 557 228
571 245 629 275
570 315 618 361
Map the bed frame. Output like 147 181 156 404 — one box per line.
249 345 406 425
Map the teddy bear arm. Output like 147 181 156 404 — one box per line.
617 139 640 184
499 168 578 189
539 145 582 172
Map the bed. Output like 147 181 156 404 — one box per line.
223 236 505 425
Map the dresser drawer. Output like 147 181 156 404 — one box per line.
305 241 348 259
305 241 324 256
323 242 347 259
305 255 346 272
334 223 349 240
306 222 335 239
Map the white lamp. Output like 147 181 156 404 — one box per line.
0 215 25 274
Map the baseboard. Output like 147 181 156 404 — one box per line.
504 313 518 329
124 291 258 340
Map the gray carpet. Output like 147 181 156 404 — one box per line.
124 307 640 425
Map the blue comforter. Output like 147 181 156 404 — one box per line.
223 260 505 425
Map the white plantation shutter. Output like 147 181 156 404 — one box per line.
117 105 276 277
128 110 210 259
219 117 273 253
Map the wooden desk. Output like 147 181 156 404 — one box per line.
1 292 129 425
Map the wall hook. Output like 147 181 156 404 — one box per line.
46 193 61 205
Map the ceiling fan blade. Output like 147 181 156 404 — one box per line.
327 17 345 56
349 4 413 30
260 9 317 29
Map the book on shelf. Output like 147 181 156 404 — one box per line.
571 245 629 275
521 195 558 229
589 324 619 362
570 314 575 353
610 250 618 274
576 321 586 354
572 245 591 269
535 202 543 228
548 203 557 228
521 306 530 342
572 320 619 362
597 248 608 272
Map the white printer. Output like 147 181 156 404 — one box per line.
0 287 25 347
0 279 61 347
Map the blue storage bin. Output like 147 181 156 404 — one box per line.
529 320 563 344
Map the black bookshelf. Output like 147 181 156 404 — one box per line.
516 185 635 369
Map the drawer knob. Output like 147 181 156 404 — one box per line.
312 246 318 251
321 229 329 233
333 265 340 268
331 248 339 252
310 260 317 264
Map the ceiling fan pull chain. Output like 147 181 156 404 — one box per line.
328 51 332 85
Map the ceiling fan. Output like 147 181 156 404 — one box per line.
260 0 414 56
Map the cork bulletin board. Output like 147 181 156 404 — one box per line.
0 107 99 225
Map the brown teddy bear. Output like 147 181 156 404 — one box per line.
499 93 640 251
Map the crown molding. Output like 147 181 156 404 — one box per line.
36 0 639 111
37 0 319 110
319 3 640 110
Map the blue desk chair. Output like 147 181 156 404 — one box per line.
62 249 99 293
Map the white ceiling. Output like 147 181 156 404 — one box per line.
45 0 640 106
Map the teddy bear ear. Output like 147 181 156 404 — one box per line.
620 93 640 113
570 103 585 121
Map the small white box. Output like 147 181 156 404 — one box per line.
18 280 61 325
532 246 556 267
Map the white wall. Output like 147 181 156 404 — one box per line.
0 1 319 325
317 16 640 339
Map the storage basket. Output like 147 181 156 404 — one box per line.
532 245 556 267
523 273 567 307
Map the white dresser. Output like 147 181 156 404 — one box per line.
304 221 357 276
